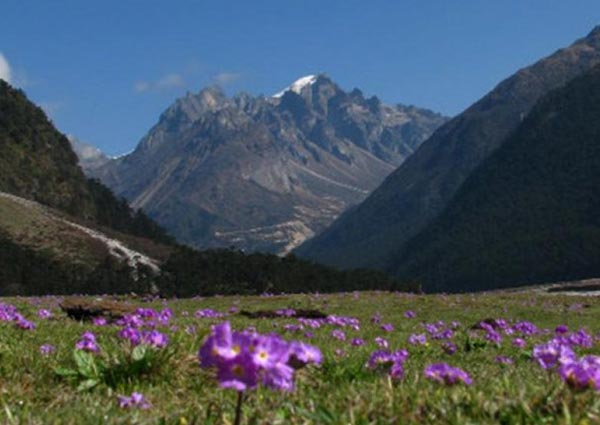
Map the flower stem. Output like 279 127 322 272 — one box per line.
234 391 244 425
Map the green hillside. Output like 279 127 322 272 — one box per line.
391 65 600 292
0 80 173 245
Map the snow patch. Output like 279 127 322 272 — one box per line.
273 75 317 98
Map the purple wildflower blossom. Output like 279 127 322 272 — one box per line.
512 338 526 348
374 337 389 348
424 363 472 385
495 355 514 365
76 331 99 352
92 317 108 326
408 333 427 346
118 392 151 409
442 342 457 355
331 329 346 341
37 309 52 319
40 344 55 355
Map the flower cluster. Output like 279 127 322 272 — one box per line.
366 349 409 379
194 309 225 319
532 330 600 390
198 322 321 392
76 331 99 352
119 327 169 348
115 309 170 348
424 363 473 385
0 303 36 330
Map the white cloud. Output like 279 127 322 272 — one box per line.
134 73 185 93
213 72 242 85
0 53 12 83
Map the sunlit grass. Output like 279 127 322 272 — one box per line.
0 291 599 424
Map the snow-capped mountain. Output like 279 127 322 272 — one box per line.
273 75 318 98
89 74 447 254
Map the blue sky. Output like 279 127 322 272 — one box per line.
2 1 600 156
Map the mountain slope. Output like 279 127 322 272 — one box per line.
0 80 173 245
296 26 600 269
390 64 600 292
0 190 168 295
91 75 446 253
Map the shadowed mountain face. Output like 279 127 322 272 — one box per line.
392 65 600 292
91 75 446 254
296 26 600 269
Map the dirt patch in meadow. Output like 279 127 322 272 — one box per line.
60 297 137 321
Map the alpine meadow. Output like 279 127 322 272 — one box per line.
2 2 600 424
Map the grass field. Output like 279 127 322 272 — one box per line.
1 291 599 424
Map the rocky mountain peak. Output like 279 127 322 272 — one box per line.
90 74 447 254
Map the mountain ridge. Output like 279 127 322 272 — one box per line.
296 26 600 269
90 74 447 253
391 64 600 291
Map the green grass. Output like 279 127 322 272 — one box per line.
1 291 600 424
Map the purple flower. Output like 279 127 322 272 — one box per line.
119 326 142 346
14 316 36 330
374 337 389 349
404 310 416 319
424 363 472 385
276 309 296 317
351 338 366 347
389 362 405 379
37 309 52 319
198 321 321 393
252 335 290 368
568 329 594 348
371 313 382 324
194 309 224 319
532 341 576 369
495 355 514 365
331 329 346 341
408 333 427 346
217 352 259 391
117 314 144 328
485 331 502 345
512 321 538 336
424 323 439 334
158 308 173 325
433 329 454 340
118 392 151 409
555 325 569 335
40 344 55 356
558 356 600 390
512 338 526 348
76 331 99 352
92 317 108 326
442 342 457 355
366 350 393 369
380 323 394 332
143 330 169 348
366 349 409 380
289 341 323 367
